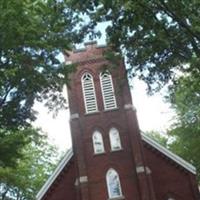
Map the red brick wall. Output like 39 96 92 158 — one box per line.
42 160 76 200
67 43 154 200
143 142 200 200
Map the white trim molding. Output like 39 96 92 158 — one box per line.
108 196 125 200
36 149 73 200
145 167 151 174
70 113 79 121
136 166 151 174
81 72 98 114
124 104 136 111
136 166 145 174
100 71 117 111
79 176 88 183
74 176 88 186
141 133 196 174
74 178 79 186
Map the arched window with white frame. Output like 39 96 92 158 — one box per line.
109 128 122 151
100 71 117 110
92 131 105 154
106 168 123 199
81 72 98 113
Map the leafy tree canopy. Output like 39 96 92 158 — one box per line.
0 132 61 200
148 73 200 182
145 130 168 147
167 74 200 182
0 0 80 166
0 128 39 168
70 0 200 92
0 0 80 130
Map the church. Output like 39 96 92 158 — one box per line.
36 42 200 200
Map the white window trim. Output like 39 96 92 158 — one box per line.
100 71 117 110
92 131 105 154
109 128 122 151
81 73 98 114
106 168 123 199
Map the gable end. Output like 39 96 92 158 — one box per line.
141 133 196 174
36 149 73 200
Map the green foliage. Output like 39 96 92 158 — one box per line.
145 131 168 147
0 133 61 200
0 0 79 129
167 74 200 182
168 75 200 125
0 128 39 168
0 0 80 167
168 125 200 182
70 0 200 92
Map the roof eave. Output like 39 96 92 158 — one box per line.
141 133 196 175
36 149 73 200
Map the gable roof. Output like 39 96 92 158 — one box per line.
36 150 73 200
36 133 196 200
141 133 196 174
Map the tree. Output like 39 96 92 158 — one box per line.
0 0 79 166
167 74 200 182
70 0 200 92
0 133 61 200
145 130 168 147
0 128 39 168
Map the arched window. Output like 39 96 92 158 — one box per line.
81 73 98 113
109 128 122 151
106 169 123 199
92 131 105 154
100 71 117 110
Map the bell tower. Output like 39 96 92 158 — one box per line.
66 41 156 200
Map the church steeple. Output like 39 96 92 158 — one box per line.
66 41 156 200
36 41 199 200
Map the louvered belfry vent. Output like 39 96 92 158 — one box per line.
100 71 117 110
81 72 98 113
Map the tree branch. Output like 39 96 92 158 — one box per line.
0 86 13 108
157 0 200 42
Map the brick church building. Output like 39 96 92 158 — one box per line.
36 42 200 200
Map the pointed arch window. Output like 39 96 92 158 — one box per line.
109 128 122 151
106 169 123 199
81 73 98 113
92 131 105 154
100 71 117 110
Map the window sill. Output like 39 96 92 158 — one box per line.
110 148 123 152
93 151 106 156
108 195 125 200
103 107 119 112
85 111 100 116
